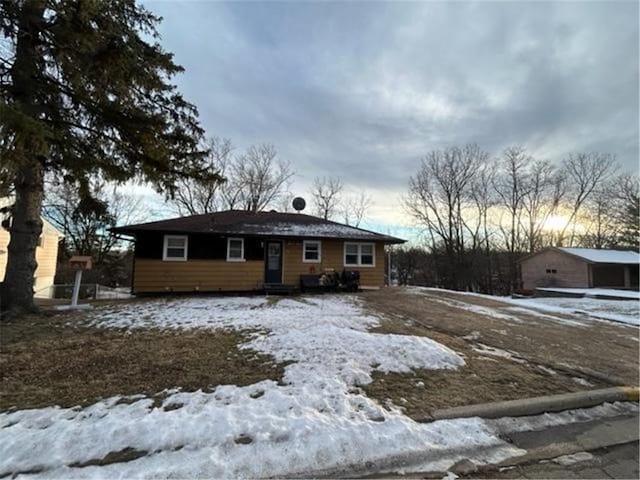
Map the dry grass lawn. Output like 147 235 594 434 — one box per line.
1 309 287 411
359 287 639 420
364 317 605 419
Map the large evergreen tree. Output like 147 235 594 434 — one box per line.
0 0 217 315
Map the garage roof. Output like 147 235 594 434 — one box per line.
558 247 640 264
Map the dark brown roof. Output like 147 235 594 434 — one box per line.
111 210 406 244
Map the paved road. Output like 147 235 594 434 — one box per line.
472 413 639 479
474 442 639 479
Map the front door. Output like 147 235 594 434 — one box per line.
265 241 283 284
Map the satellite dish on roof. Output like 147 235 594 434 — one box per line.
292 197 306 212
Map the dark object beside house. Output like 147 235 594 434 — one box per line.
300 270 360 293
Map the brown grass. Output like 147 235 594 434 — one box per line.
363 315 606 420
0 311 288 411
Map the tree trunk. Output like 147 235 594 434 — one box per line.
2 165 44 314
1 0 46 317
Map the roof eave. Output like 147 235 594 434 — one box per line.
109 226 406 244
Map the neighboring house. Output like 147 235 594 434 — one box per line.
111 210 405 294
520 247 640 291
0 217 63 299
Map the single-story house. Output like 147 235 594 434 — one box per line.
0 199 64 298
519 247 640 291
111 210 405 294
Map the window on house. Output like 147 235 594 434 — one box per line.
303 241 321 263
163 235 188 261
227 238 245 261
344 242 375 267
36 236 43 247
545 268 557 274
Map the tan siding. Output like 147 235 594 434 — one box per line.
133 259 265 293
0 230 59 296
282 239 385 288
0 228 8 279
34 233 60 279
521 250 590 290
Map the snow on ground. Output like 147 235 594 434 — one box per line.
406 288 525 324
551 451 594 466
471 343 527 364
505 296 640 327
410 287 639 327
487 401 639 434
537 287 640 300
1 295 523 479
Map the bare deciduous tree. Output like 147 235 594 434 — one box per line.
559 152 617 246
342 191 372 227
228 144 294 212
493 147 531 254
617 175 640 250
522 160 565 253
311 176 343 220
579 180 621 249
43 179 149 263
170 137 232 215
404 144 488 290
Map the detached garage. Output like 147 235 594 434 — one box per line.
520 247 640 291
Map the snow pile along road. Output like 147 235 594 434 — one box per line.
0 296 522 479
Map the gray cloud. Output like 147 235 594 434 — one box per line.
146 0 638 207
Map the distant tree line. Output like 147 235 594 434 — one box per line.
396 144 639 294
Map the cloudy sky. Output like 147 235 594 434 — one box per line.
143 0 639 234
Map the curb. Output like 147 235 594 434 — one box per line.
418 387 639 422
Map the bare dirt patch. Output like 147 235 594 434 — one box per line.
0 310 287 411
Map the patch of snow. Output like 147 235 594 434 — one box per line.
462 331 481 341
487 401 639 434
238 222 384 240
471 343 528 364
551 451 594 466
572 377 595 387
413 286 639 327
537 365 557 375
537 287 640 300
407 289 526 324
0 295 523 478
509 297 640 327
504 306 587 327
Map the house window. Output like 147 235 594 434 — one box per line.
546 269 557 274
163 235 188 261
344 242 375 267
303 240 321 263
36 236 44 247
227 238 245 262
